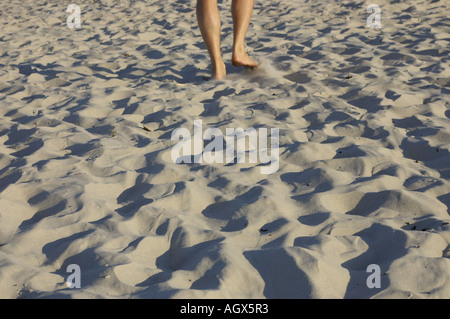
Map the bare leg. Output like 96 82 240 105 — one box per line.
231 0 258 68
196 0 226 80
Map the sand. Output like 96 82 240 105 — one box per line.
0 0 449 299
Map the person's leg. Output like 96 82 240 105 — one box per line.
196 0 226 79
231 0 258 68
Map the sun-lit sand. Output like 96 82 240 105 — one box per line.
0 0 449 298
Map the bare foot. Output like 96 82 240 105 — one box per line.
232 51 258 69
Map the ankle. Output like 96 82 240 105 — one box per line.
211 60 226 77
232 42 246 55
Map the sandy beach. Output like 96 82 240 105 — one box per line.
0 0 449 299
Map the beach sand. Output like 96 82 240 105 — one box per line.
0 0 449 298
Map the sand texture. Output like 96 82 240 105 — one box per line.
0 0 449 298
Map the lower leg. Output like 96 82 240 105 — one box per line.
231 0 257 68
196 0 226 79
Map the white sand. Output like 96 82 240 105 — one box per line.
0 0 449 298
